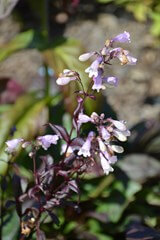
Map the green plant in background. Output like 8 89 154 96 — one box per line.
97 0 160 38
0 1 160 240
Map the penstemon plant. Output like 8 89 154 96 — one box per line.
5 31 137 239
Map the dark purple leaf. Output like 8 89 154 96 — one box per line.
47 211 60 226
126 222 160 240
68 180 79 194
49 123 70 142
28 185 41 199
57 170 68 178
44 198 59 209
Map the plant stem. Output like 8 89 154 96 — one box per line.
44 63 50 97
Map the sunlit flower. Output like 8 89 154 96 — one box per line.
78 132 95 157
79 52 95 61
5 138 24 153
103 76 118 87
110 119 127 131
78 113 91 124
113 129 130 142
99 153 114 175
112 31 131 43
92 70 106 92
99 126 111 141
56 69 78 85
37 135 59 150
85 56 103 78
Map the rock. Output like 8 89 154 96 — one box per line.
118 154 160 183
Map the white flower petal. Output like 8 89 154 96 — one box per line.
111 145 124 153
113 130 127 142
79 52 95 61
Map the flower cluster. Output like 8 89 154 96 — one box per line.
5 32 137 238
56 31 137 92
77 112 130 174
79 31 137 92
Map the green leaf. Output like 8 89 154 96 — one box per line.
150 11 160 36
0 94 61 176
96 179 141 223
2 210 19 240
0 30 34 62
127 3 149 22
96 0 113 3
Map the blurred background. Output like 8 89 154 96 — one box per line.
0 0 160 239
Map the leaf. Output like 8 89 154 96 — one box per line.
0 94 61 176
96 178 141 223
68 180 79 194
0 0 19 19
49 123 70 142
2 210 19 240
127 3 149 22
96 0 113 3
150 11 160 37
0 30 34 62
126 222 160 240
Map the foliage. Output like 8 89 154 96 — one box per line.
97 0 160 37
0 1 160 240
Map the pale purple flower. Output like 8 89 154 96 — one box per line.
113 129 131 142
78 113 91 124
85 56 103 78
78 132 94 157
103 76 118 87
126 55 137 65
100 153 114 175
90 112 99 121
108 155 118 164
98 137 107 152
56 69 78 85
112 31 131 43
37 135 59 150
110 144 124 153
79 52 95 61
92 70 106 92
117 50 137 65
61 143 73 155
5 138 24 153
110 119 127 131
109 48 137 65
100 126 110 141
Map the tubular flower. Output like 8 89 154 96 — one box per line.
79 52 95 61
99 153 114 175
37 135 59 150
79 31 137 92
111 31 131 43
85 56 103 78
5 138 24 153
56 69 79 85
78 131 95 157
